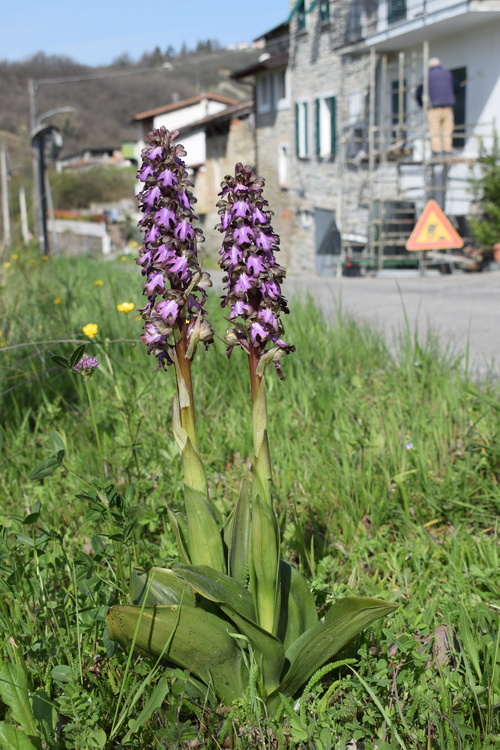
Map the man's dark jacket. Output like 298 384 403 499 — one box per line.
416 67 459 108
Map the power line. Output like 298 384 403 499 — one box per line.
34 47 260 86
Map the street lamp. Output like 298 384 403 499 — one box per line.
31 107 74 255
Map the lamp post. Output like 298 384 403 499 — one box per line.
30 124 63 255
30 107 74 255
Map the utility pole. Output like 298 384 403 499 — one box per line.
1 144 11 252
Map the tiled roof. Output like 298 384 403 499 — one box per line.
179 99 253 132
134 93 238 121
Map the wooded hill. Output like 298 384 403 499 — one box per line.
0 42 258 158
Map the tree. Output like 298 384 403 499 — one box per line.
469 132 500 249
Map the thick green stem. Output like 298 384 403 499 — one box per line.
248 346 272 506
173 323 206 494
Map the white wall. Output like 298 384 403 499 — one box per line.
427 20 500 155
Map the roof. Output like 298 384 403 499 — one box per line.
232 51 289 80
254 21 289 42
179 99 253 133
134 93 238 121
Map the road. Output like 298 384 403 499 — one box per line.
212 270 500 378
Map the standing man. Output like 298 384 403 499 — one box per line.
416 58 460 154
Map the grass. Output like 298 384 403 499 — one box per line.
0 249 499 748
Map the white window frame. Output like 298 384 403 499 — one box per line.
256 72 272 114
296 100 310 158
316 95 336 158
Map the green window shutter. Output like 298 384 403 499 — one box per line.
328 96 336 155
295 103 300 156
315 99 321 156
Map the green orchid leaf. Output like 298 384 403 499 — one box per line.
217 605 285 696
172 564 284 695
184 486 226 573
132 568 196 607
277 561 318 650
227 480 251 585
174 565 256 622
168 510 191 565
106 604 248 706
268 597 397 707
250 495 280 635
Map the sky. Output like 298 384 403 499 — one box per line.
1 0 289 67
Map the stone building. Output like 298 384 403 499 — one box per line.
232 23 295 269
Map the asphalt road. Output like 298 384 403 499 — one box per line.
212 270 500 378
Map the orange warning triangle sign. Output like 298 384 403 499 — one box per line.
406 199 463 251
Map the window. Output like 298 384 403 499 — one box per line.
295 101 310 158
450 66 466 149
391 79 407 144
273 68 290 110
278 143 289 188
297 1 307 31
256 73 272 114
388 0 407 25
319 0 330 24
315 96 336 158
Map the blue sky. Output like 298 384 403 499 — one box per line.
1 0 289 66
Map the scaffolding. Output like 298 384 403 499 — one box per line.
337 38 490 272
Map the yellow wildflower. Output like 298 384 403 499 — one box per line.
135 315 142 321
42 255 49 261
120 255 127 262
53 297 62 305
94 280 104 286
4 262 11 269
117 302 135 314
82 323 99 339
11 254 18 260
129 241 139 248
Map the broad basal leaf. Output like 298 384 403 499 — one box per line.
106 604 248 705
132 568 195 607
250 495 280 635
168 510 190 564
184 486 226 573
277 560 318 650
173 565 256 621
268 597 397 707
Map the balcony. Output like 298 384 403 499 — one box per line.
362 0 500 50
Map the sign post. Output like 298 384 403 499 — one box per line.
406 199 463 274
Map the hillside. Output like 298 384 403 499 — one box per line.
0 44 258 157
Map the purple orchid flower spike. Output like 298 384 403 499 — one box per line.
215 162 294 379
136 127 213 368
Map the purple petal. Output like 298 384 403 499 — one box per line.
147 146 164 160
156 299 179 324
155 207 176 228
157 168 178 187
233 226 255 245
